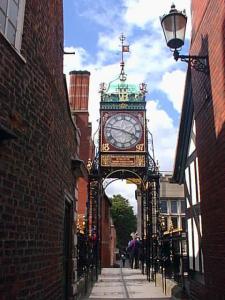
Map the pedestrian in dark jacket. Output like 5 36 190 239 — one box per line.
128 237 140 269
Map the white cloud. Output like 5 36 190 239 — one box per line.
105 180 137 214
64 47 89 73
63 49 181 172
64 0 191 206
123 0 170 29
74 0 124 31
123 0 191 37
158 70 186 112
146 100 178 172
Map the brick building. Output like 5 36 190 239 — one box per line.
173 1 225 298
0 1 86 299
68 71 116 271
68 70 94 231
159 174 185 232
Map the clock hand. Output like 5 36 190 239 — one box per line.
106 126 136 139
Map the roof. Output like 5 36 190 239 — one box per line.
107 82 140 94
101 80 145 102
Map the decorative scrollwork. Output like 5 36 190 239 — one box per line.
173 50 209 74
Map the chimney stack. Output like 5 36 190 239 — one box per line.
69 70 90 113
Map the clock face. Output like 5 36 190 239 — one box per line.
104 113 142 149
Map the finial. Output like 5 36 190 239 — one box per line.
99 82 106 93
139 83 147 94
171 3 175 9
119 33 129 81
120 33 126 43
169 3 177 13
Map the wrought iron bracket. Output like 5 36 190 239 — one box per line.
173 50 209 74
60 43 75 55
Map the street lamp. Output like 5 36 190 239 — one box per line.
169 221 174 278
160 4 209 74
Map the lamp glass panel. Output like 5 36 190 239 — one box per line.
174 14 187 44
161 12 186 49
161 14 176 45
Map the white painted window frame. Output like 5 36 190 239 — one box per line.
15 0 26 50
160 199 168 214
0 0 26 51
170 199 178 214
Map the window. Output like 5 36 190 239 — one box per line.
181 200 186 214
164 216 168 231
171 200 177 213
171 217 178 229
181 217 186 231
0 0 25 50
160 200 167 213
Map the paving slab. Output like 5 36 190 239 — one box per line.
85 268 171 299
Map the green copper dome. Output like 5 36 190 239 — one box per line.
101 81 145 102
107 82 139 94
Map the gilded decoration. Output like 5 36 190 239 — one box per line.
101 154 145 168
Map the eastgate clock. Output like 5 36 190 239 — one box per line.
104 113 142 150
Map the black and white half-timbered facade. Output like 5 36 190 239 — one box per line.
173 69 204 294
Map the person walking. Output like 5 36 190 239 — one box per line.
128 236 140 269
127 239 133 268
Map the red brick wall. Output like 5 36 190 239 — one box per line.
68 71 94 236
75 114 92 164
191 0 208 38
69 71 92 165
0 1 78 299
190 0 225 298
77 177 88 216
69 71 90 112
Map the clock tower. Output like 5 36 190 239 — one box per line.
99 35 148 173
88 35 160 281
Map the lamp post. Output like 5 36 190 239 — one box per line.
169 221 174 279
158 215 166 292
160 4 209 74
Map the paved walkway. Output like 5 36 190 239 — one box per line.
85 267 171 299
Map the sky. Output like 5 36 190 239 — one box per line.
63 0 191 213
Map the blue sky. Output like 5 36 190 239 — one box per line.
63 0 191 211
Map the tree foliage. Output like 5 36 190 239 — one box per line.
110 194 137 249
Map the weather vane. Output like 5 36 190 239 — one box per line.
119 33 130 81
